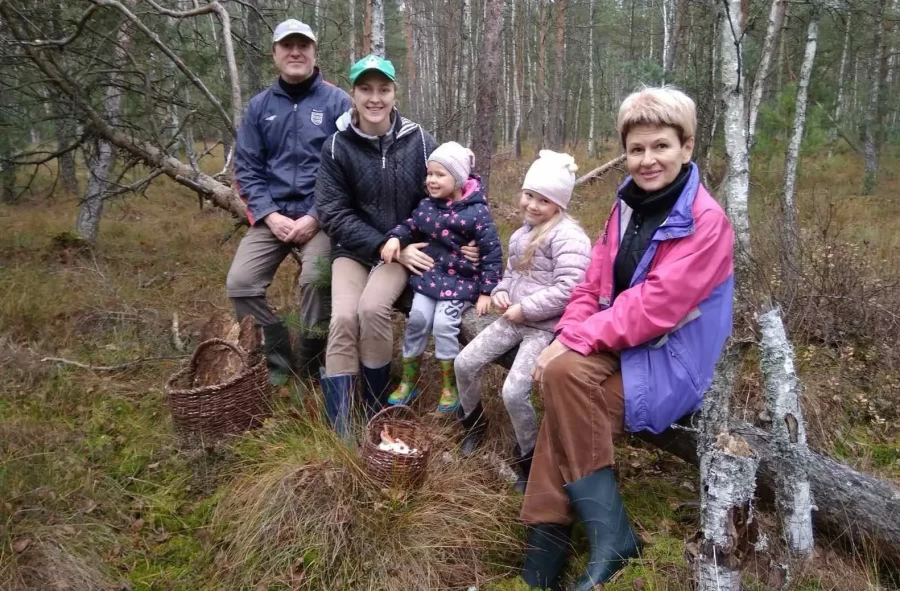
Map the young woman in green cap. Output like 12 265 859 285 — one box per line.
315 54 479 435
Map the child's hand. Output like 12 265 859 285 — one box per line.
491 291 511 311
503 303 525 324
381 237 401 263
476 294 492 316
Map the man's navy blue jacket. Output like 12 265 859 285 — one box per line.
234 70 351 225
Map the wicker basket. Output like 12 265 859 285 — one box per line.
362 405 433 488
165 339 272 439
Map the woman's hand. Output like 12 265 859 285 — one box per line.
532 339 572 384
502 303 525 324
397 242 435 276
381 237 401 263
460 240 480 264
475 294 492 316
491 290 511 311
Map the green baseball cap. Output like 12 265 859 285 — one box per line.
349 54 396 85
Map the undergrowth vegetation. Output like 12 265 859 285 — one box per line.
1 145 897 590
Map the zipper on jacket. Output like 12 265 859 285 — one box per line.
291 103 299 194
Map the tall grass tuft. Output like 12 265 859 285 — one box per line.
212 414 523 590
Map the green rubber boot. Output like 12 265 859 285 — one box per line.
437 359 460 413
387 357 422 406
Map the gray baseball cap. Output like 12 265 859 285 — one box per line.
272 19 317 44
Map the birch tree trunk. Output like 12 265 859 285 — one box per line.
511 0 523 158
458 0 472 141
758 308 814 556
863 0 886 195
55 111 79 194
588 0 598 157
471 0 503 201
719 0 752 267
828 12 852 150
243 0 264 97
370 0 385 56
698 346 759 591
76 8 135 242
401 2 417 118
349 0 356 64
748 0 786 147
537 0 549 150
662 0 680 74
780 13 818 260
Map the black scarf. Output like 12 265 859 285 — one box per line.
613 164 691 299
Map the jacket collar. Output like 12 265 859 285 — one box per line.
616 162 700 240
269 68 322 99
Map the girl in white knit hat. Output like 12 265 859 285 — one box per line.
453 150 592 491
381 141 504 413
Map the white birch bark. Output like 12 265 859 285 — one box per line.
370 0 385 56
76 7 135 242
828 12 852 147
588 0 598 156
698 346 758 591
758 308 814 556
511 0 522 157
349 0 356 64
781 14 818 254
719 0 751 265
459 0 472 142
863 0 886 195
748 0 786 147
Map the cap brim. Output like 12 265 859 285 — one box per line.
273 32 317 44
351 68 396 84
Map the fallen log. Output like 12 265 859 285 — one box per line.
459 309 900 569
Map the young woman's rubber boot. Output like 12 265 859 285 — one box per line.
262 323 295 386
457 401 488 457
320 373 354 438
512 444 534 494
437 359 460 412
360 363 391 418
387 357 422 406
563 467 641 590
521 523 572 591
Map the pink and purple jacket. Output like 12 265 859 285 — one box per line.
555 163 735 434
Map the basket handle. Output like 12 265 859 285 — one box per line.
366 404 419 431
188 338 250 372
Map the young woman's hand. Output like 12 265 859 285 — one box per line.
381 237 401 263
532 339 572 384
475 294 492 316
460 240 481 264
397 242 435 276
502 303 525 324
491 291 511 311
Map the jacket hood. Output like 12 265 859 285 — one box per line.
431 175 485 209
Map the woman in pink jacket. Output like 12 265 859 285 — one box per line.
520 87 735 591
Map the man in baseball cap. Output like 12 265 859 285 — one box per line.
226 19 351 384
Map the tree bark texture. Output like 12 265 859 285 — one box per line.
77 5 135 242
719 0 752 268
587 0 598 157
470 0 503 203
863 0 887 195
370 0 385 57
780 13 818 258
758 308 814 556
459 310 900 568
828 12 852 147
748 0 786 147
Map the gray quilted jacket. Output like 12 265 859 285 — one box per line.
493 216 593 331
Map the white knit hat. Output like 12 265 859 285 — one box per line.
428 141 475 189
521 150 579 209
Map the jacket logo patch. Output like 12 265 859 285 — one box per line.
264 115 277 121
310 109 324 126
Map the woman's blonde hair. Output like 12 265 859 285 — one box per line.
616 85 697 147
516 210 567 272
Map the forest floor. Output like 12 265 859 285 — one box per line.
1 144 898 590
